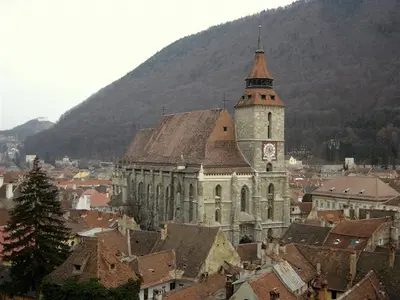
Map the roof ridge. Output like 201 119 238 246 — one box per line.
162 108 223 118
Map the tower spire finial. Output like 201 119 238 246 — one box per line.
256 24 264 53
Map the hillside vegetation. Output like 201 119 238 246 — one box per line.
25 0 400 165
1 118 54 141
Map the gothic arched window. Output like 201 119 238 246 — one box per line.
189 184 195 222
215 209 221 223
267 112 272 139
138 182 144 201
215 185 222 200
268 183 274 199
147 184 152 203
156 184 162 222
240 186 249 212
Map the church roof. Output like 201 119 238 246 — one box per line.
125 109 250 171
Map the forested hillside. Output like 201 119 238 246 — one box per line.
1 118 54 141
25 0 400 165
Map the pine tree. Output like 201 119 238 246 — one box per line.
1 156 70 298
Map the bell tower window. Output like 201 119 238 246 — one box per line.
267 112 272 139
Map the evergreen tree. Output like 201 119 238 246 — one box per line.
0 156 70 298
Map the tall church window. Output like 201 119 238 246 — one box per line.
175 183 182 221
166 186 173 221
215 209 221 223
240 186 249 212
215 185 222 201
138 182 144 202
156 184 162 222
267 183 274 220
267 112 272 139
215 185 222 223
266 163 273 172
147 183 152 203
189 184 194 222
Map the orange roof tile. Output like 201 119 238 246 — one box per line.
249 271 297 300
163 273 226 300
132 250 176 288
82 189 109 207
46 237 137 288
330 218 389 238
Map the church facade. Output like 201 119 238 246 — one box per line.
112 29 290 245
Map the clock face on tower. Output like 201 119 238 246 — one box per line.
262 142 277 161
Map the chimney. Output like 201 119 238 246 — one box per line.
348 253 357 288
389 245 396 268
6 183 13 199
127 229 132 256
269 287 280 300
160 223 168 240
320 218 326 227
316 262 321 275
366 211 370 219
225 274 234 300
72 184 77 190
279 244 286 255
0 175 3 188
257 242 265 264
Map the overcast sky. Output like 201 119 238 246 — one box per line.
0 0 294 130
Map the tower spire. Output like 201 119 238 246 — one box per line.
256 24 264 53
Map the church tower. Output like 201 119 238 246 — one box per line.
235 25 285 173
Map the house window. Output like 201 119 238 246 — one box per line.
248 95 252 99
223 126 228 132
261 94 266 100
170 282 176 290
266 163 273 172
331 290 337 299
144 288 148 300
73 264 81 272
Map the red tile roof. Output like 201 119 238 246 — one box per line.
82 189 109 207
249 271 297 300
163 273 226 300
131 250 176 288
339 270 389 300
330 218 389 238
312 176 399 201
46 237 137 288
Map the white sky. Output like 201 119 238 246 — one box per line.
0 0 293 129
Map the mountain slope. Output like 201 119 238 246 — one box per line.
25 0 400 161
1 118 54 141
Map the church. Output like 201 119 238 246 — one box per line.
113 27 291 245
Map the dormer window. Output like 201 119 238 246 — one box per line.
344 188 350 193
270 95 275 100
223 126 228 132
248 95 252 100
73 264 82 272
110 263 116 271
329 187 335 192
334 239 341 245
261 94 266 100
